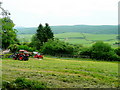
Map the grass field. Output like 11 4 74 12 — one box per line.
17 33 118 47
2 56 119 88
17 34 33 43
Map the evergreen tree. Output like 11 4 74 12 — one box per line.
36 24 44 45
44 23 54 42
32 23 54 50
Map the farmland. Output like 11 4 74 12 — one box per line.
2 56 119 88
16 25 118 48
17 32 118 47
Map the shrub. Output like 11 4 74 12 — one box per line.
17 45 36 52
2 80 11 89
90 41 119 61
8 44 19 53
2 77 47 89
8 44 36 52
71 44 83 55
80 41 120 61
107 53 120 61
115 47 120 56
41 39 74 55
80 47 92 55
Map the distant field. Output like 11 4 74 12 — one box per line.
17 34 33 43
2 57 119 88
16 25 118 34
17 32 118 47
55 33 118 47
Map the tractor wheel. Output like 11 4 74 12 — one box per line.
19 56 23 60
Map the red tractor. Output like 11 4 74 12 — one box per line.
13 50 29 61
33 52 43 59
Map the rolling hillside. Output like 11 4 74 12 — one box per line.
15 25 118 34
17 32 118 47
16 25 118 47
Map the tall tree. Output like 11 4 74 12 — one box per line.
1 17 19 49
36 24 45 45
44 23 54 42
31 23 54 50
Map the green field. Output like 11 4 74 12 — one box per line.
2 56 119 88
18 33 118 47
17 34 33 43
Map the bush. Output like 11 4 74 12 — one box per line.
107 53 120 61
90 41 119 61
41 39 74 55
2 77 47 89
8 44 36 52
8 44 19 53
79 47 92 57
115 47 120 56
17 45 36 52
72 44 83 55
79 41 120 61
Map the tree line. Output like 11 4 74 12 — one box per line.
1 17 120 61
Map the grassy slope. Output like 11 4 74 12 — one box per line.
16 25 118 34
54 32 118 47
18 33 117 47
2 57 118 88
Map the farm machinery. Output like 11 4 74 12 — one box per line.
33 52 43 59
13 50 29 61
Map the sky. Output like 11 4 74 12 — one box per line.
0 0 119 27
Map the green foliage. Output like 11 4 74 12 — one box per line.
8 44 19 53
31 23 54 50
44 23 54 41
90 41 119 61
115 47 120 56
71 44 83 55
79 41 120 61
29 35 41 50
41 39 74 55
36 23 54 44
1 17 19 49
36 24 44 45
2 77 47 89
17 45 35 52
80 47 92 57
92 41 112 52
8 44 35 52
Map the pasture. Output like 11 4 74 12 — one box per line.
2 56 119 88
17 33 118 47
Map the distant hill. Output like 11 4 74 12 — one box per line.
15 25 118 34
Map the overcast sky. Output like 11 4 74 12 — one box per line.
1 0 119 27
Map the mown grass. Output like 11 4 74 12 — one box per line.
2 56 119 88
